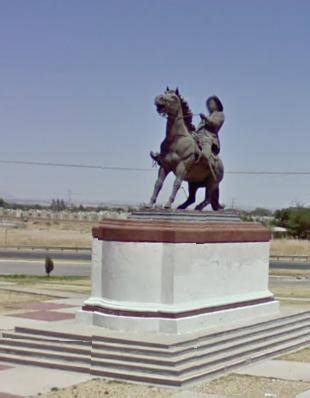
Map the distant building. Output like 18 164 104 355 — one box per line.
271 226 288 239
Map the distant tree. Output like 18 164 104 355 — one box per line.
250 207 273 217
274 207 310 239
241 214 254 222
50 198 67 211
0 198 7 208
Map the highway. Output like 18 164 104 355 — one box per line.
0 248 91 276
0 259 91 276
0 248 310 276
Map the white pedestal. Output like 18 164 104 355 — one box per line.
77 219 279 334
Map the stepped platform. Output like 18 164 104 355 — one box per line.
0 310 309 387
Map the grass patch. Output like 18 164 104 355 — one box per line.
270 268 310 277
270 283 310 299
277 347 310 363
0 290 52 313
193 373 310 398
271 239 310 257
0 274 88 285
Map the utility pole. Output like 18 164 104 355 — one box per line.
4 227 8 246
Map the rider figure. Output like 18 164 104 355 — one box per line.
150 95 225 168
196 96 225 163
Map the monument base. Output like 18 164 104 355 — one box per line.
77 217 279 334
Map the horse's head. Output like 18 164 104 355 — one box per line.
155 87 182 118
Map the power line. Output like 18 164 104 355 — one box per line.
0 159 310 175
226 171 310 175
0 160 150 172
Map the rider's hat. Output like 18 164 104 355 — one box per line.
206 96 224 112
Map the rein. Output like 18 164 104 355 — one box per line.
161 112 200 119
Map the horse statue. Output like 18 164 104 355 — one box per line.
148 88 224 211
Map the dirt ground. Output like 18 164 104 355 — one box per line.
278 347 310 363
40 374 310 398
41 380 174 398
271 238 310 256
0 219 92 248
192 373 310 398
269 282 310 300
0 290 51 314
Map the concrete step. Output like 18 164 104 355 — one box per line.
0 334 307 389
89 329 310 376
92 313 310 357
0 352 90 374
92 311 310 347
0 333 308 387
14 326 91 342
0 337 91 356
13 311 310 352
0 344 90 364
7 314 308 362
91 336 310 387
90 321 310 366
2 322 308 372
2 331 91 346
183 336 310 386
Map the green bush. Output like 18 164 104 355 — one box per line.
274 207 310 239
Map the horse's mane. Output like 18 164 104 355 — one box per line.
176 91 195 132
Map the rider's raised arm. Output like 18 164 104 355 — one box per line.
204 111 225 134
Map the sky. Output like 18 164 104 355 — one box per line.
0 0 309 209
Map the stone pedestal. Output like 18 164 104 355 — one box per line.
77 218 279 334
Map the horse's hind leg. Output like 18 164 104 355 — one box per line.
148 167 168 207
208 181 224 211
195 185 210 211
177 182 198 210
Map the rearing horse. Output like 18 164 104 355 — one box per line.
148 88 224 210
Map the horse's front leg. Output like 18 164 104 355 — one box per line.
195 185 210 211
148 167 168 207
164 163 186 209
177 182 198 210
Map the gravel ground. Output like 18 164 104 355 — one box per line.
269 282 310 299
192 374 310 398
277 347 310 363
39 373 310 398
40 379 173 398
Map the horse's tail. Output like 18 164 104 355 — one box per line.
214 157 224 182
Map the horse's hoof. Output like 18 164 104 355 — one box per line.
195 202 209 211
164 203 172 209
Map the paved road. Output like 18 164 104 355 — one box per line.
270 261 310 270
1 249 310 268
0 248 91 261
0 259 91 276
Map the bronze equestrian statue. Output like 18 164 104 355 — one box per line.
148 88 225 211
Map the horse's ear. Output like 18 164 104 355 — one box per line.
166 86 170 91
175 87 179 96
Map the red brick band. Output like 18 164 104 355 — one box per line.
82 296 274 319
92 219 270 244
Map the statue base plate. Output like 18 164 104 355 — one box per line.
77 218 279 334
129 209 241 222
